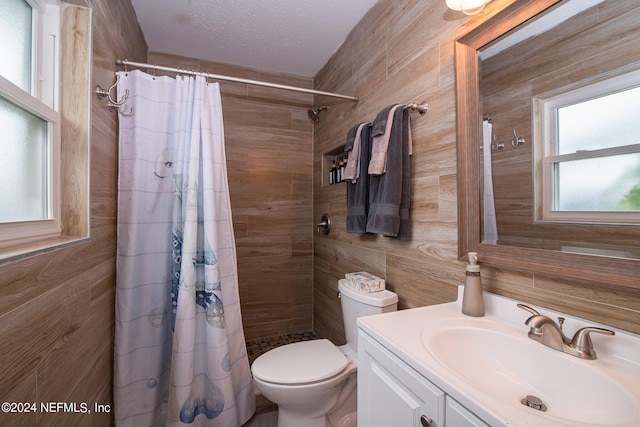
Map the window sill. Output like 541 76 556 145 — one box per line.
0 235 90 264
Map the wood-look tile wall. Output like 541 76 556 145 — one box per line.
147 52 315 341
312 0 640 346
2 2 639 425
0 1 147 426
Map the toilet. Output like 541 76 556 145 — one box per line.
251 280 398 427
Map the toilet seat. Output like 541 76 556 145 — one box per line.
252 339 348 385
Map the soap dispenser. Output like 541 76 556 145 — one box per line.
462 252 484 317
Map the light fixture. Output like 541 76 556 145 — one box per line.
446 0 490 15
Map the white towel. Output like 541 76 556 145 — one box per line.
344 122 368 182
368 104 402 175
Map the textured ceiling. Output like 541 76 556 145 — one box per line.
131 0 380 78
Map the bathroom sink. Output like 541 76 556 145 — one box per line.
421 318 638 425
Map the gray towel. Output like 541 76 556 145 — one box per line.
366 108 411 240
371 104 397 137
346 123 372 233
369 105 403 175
345 122 361 152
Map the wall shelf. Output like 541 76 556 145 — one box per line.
322 145 346 187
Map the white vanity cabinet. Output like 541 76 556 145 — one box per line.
358 330 444 426
357 289 640 427
358 329 488 427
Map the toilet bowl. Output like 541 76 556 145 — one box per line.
252 340 357 427
251 281 398 427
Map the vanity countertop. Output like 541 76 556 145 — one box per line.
357 287 640 427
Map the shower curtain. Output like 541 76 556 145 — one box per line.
482 120 498 244
114 70 255 426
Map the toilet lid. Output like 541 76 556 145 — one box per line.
251 339 348 385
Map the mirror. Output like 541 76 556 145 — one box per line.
456 0 640 289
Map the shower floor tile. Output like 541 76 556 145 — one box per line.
246 331 319 365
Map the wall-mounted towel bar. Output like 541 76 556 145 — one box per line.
404 102 429 115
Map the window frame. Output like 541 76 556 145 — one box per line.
0 0 62 249
533 66 640 225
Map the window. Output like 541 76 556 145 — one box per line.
533 67 640 224
0 0 61 249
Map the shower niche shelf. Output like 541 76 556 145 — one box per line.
322 145 346 188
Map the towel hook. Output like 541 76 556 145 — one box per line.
493 134 504 151
95 74 128 106
480 134 504 152
95 74 134 116
512 129 525 147
116 102 134 117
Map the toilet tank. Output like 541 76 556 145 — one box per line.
338 280 398 354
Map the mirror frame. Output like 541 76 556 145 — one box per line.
455 0 640 290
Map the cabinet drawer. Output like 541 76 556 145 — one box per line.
445 397 489 427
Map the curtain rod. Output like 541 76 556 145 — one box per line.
115 59 360 102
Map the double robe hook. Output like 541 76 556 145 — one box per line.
95 74 134 116
485 129 526 151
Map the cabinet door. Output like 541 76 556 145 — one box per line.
445 397 489 427
358 331 445 427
